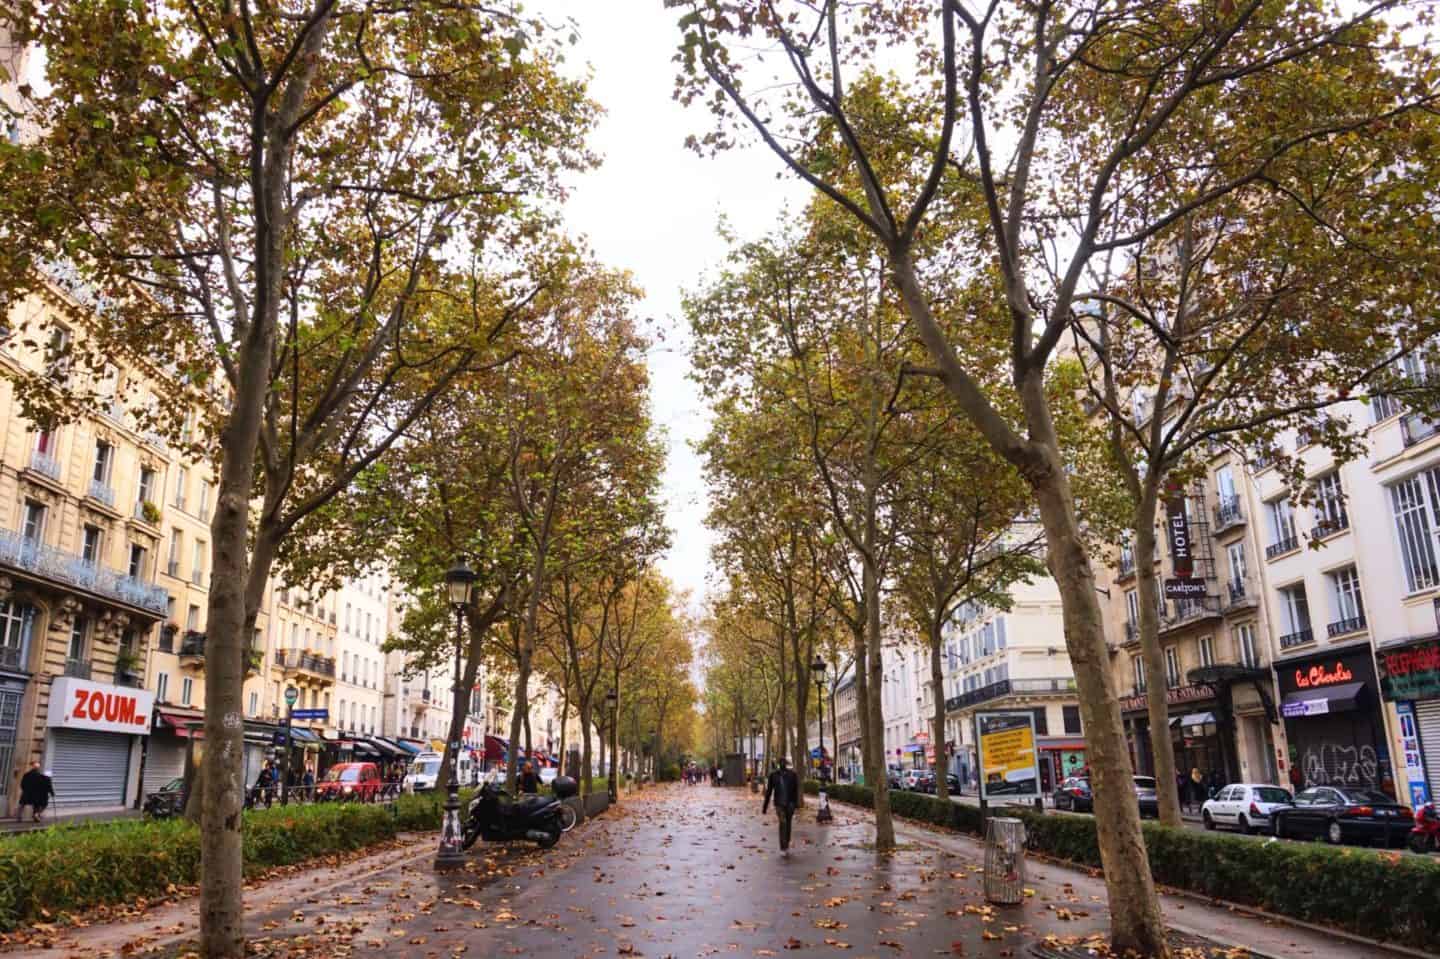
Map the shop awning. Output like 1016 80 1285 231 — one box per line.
364 738 409 759
1178 712 1216 729
157 712 205 739
1281 682 1365 718
285 727 320 744
485 734 510 761
393 739 423 754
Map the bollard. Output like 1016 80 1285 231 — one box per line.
982 817 1026 905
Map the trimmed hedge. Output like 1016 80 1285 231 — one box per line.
806 780 1440 950
0 791 453 931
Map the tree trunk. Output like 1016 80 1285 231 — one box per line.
853 627 873 787
863 553 895 850
1031 458 1169 958
930 623 949 801
1135 484 1184 827
580 700 594 796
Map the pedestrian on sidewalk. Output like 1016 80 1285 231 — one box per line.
18 762 54 823
1189 767 1204 813
519 762 539 795
762 758 800 854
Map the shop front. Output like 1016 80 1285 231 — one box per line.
1278 646 1392 793
1376 634 1440 806
1038 740 1086 792
43 676 153 810
144 705 204 797
1120 682 1238 783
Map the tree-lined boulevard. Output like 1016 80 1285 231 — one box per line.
1 1 1439 957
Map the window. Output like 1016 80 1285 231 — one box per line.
1164 646 1181 688
0 601 36 667
181 676 193 706
1266 498 1297 553
1198 635 1214 669
1372 392 1403 423
138 467 156 507
1125 589 1139 623
1329 565 1365 631
1132 655 1147 693
1390 470 1440 592
342 651 349 682
156 672 170 702
81 526 102 566
290 623 299 648
174 466 188 509
1278 584 1312 642
192 540 205 585
92 441 112 485
249 691 259 716
1215 466 1237 503
1313 472 1348 536
186 604 200 630
33 426 57 457
44 326 71 380
198 482 210 520
127 543 147 579
68 617 88 663
1062 705 1082 735
168 529 183 576
22 500 46 543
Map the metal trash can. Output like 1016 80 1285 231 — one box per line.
983 817 1026 904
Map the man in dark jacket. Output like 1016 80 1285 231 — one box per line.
519 762 540 795
18 762 53 822
762 758 801 853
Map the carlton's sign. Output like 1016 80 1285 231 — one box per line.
47 677 153 735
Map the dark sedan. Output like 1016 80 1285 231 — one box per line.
1271 786 1414 847
920 773 960 794
1054 776 1092 812
1133 776 1159 819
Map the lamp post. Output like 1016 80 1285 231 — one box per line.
811 654 832 823
605 688 618 802
435 556 475 871
749 717 759 793
280 684 298 805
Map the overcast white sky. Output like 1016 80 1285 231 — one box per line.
548 1 806 610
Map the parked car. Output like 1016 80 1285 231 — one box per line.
143 777 187 820
1201 783 1292 834
1270 786 1414 847
900 769 927 791
922 773 960 794
316 762 384 802
887 768 904 790
1054 776 1092 812
1133 776 1160 818
540 767 559 787
913 771 936 793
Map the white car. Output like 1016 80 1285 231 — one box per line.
540 767 559 786
1201 783 1293 834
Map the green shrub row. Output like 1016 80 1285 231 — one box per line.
804 780 1440 950
0 791 453 931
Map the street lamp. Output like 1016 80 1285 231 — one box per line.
749 717 759 793
605 688 618 802
280 685 298 805
436 556 475 871
811 654 833 823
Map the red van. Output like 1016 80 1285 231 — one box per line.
315 762 383 802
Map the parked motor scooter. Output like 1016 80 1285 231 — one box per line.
463 771 575 850
1409 801 1439 854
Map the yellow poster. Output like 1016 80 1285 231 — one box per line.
976 712 1039 799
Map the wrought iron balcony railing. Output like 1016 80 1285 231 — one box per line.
1265 535 1300 560
26 450 62 482
1326 615 1367 638
0 529 168 615
1279 628 1315 649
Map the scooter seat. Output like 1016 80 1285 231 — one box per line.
511 795 552 813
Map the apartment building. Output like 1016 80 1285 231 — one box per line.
335 572 387 739
940 575 1084 792
832 671 860 781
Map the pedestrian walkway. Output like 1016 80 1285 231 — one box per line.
0 806 141 835
2 785 1422 958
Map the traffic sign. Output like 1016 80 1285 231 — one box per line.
291 708 329 721
284 685 299 706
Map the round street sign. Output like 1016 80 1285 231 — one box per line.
284 685 299 707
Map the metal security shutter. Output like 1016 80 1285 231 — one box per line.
49 729 130 807
1415 700 1440 800
142 738 186 796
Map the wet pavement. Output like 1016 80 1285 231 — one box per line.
3 785 1418 958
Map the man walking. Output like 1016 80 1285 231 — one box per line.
762 758 800 854
519 761 540 795
18 762 53 823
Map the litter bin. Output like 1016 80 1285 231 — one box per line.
983 817 1026 904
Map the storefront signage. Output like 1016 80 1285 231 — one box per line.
291 708 329 721
1163 577 1207 599
1377 637 1440 701
1120 683 1216 714
1396 703 1430 807
975 711 1039 800
1165 495 1193 577
47 676 153 735
1294 661 1354 690
1281 696 1332 718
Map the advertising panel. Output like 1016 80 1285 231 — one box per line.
975 711 1039 800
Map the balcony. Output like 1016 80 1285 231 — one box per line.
87 480 117 509
25 450 62 483
64 658 92 680
1265 535 1300 560
1326 614 1367 638
1162 597 1222 632
1123 620 1140 647
1310 514 1350 540
273 648 336 684
943 677 1076 713
1118 552 1136 579
0 646 23 670
1401 412 1440 448
1224 579 1257 611
158 623 177 653
179 630 206 666
1279 628 1315 650
0 529 168 616
101 399 126 426
1213 496 1244 531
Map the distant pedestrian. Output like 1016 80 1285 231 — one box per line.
1207 768 1224 800
1189 767 1203 813
301 766 315 801
519 762 539 794
18 762 53 822
1288 762 1303 794
762 758 801 854
1175 771 1187 810
255 762 276 808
